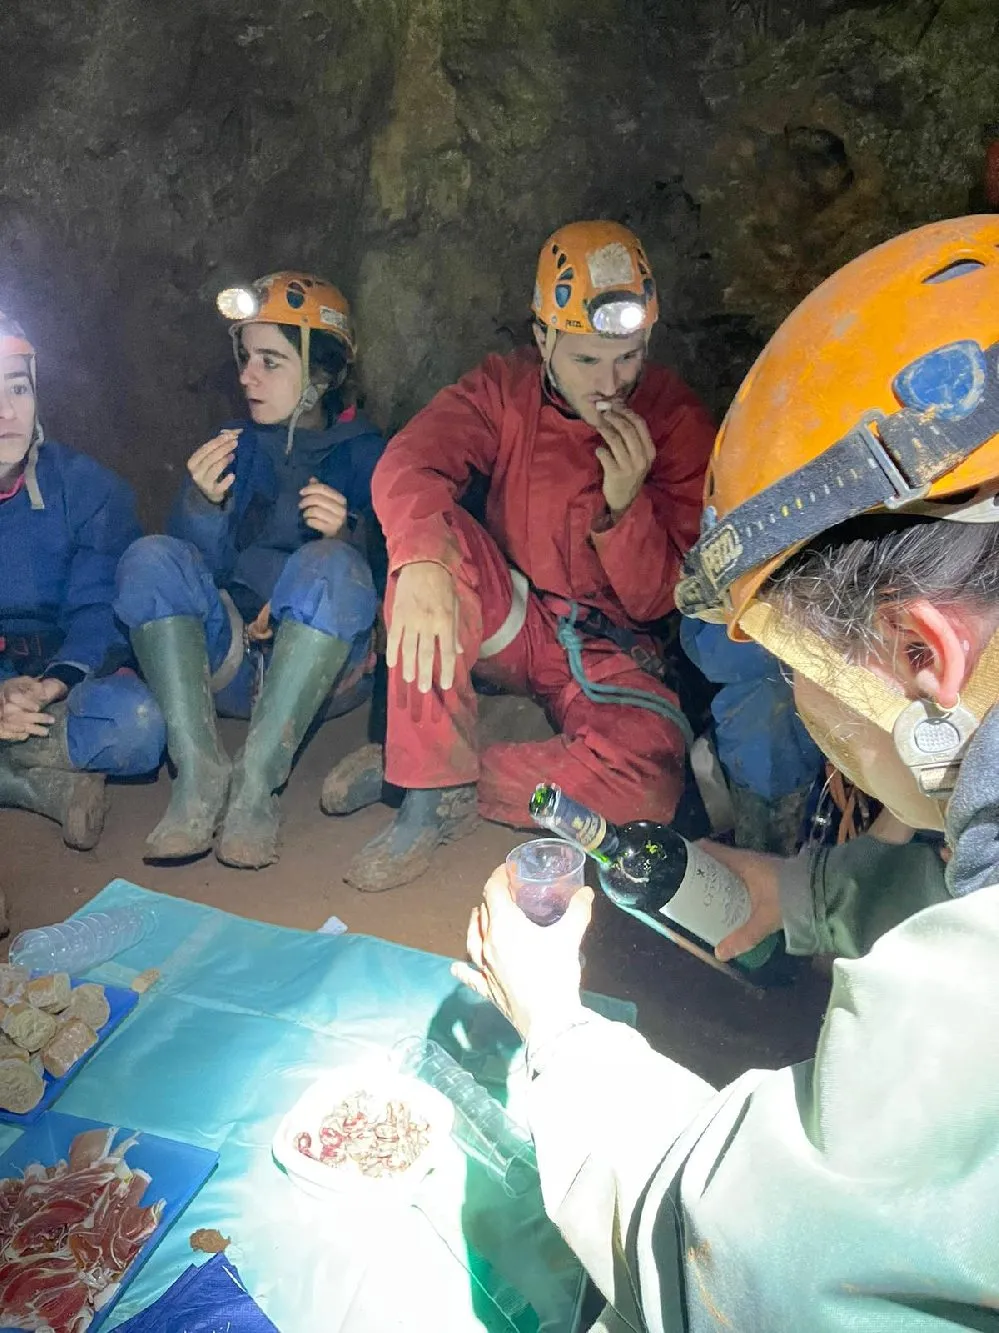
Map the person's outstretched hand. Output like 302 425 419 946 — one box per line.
386 560 462 693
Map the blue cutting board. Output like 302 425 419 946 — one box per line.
0 979 139 1126
0 1111 219 1332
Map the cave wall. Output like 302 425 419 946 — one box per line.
0 0 996 525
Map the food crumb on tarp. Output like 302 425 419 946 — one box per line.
190 1228 231 1254
131 968 160 994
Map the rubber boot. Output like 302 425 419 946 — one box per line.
320 743 385 815
345 785 479 892
132 616 231 860
730 784 812 857
215 620 351 869
0 705 107 850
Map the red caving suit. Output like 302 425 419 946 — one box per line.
371 347 715 826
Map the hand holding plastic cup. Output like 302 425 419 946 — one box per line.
506 838 586 926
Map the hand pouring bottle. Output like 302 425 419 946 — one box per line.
529 782 780 971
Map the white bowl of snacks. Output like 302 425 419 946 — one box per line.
272 1062 454 1205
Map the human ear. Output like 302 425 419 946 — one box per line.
876 599 971 710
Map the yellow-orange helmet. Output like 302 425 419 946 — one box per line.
677 216 999 633
217 271 355 359
531 221 658 338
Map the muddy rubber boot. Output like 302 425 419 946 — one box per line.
215 620 351 869
131 615 231 860
730 784 812 857
0 748 107 851
345 784 479 892
320 743 385 815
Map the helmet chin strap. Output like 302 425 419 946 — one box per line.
739 600 999 814
539 325 563 400
285 381 321 457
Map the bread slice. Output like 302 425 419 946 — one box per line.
41 1018 98 1079
0 1057 44 1113
25 973 72 1013
64 983 110 1032
0 1033 30 1062
2 1003 58 1053
0 965 28 1005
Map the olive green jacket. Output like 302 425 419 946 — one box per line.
780 833 949 959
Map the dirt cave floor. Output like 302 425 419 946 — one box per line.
0 697 831 1089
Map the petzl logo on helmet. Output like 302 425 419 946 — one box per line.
587 242 635 289
697 523 743 583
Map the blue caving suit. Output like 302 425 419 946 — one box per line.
114 406 385 716
680 618 823 801
0 442 164 774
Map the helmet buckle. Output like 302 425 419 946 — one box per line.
892 696 978 800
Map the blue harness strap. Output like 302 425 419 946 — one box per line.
555 602 694 749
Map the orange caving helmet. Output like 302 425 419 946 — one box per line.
216 271 355 360
532 220 658 339
677 215 999 634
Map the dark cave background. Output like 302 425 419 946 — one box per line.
1 0 996 525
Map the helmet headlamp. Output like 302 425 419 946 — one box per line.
216 287 261 322
589 294 648 336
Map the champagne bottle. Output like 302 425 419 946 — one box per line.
529 782 775 964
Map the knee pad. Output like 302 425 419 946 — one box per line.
272 540 378 641
67 673 166 775
114 535 216 628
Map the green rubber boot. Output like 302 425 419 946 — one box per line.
0 705 107 850
215 620 351 869
345 784 479 892
320 743 384 815
132 615 231 860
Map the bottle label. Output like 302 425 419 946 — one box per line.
659 842 752 947
537 790 607 852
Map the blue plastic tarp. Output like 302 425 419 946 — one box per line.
0 881 634 1331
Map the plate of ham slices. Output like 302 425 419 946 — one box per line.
0 1113 218 1333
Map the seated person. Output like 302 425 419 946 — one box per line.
680 617 824 853
0 311 163 850
323 221 715 891
115 273 384 868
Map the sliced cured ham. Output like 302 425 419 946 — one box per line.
0 1128 164 1333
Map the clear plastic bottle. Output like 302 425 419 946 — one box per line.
8 905 155 975
396 1037 538 1196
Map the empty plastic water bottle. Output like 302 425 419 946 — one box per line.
397 1037 538 1196
8 905 155 975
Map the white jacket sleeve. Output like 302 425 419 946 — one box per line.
525 1010 716 1329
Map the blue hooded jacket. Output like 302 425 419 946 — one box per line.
169 408 386 615
0 441 141 680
